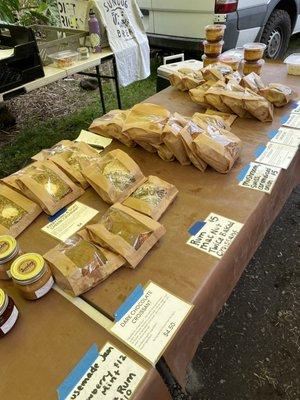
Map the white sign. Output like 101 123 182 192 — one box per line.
111 282 192 365
239 162 281 194
282 114 300 129
270 127 300 148
63 343 146 400
57 0 88 29
75 130 112 149
187 213 243 259
255 142 298 170
291 103 300 113
42 202 98 242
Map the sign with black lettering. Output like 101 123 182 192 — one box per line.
58 343 146 400
238 162 281 194
57 0 88 29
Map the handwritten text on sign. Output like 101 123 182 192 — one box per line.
64 343 146 400
111 282 192 365
187 213 243 259
239 162 281 194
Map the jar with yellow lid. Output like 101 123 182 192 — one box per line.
10 253 54 300
0 288 19 337
0 235 22 280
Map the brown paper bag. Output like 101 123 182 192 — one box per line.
260 83 295 107
240 72 265 93
50 142 100 189
205 109 238 126
154 144 175 162
2 165 33 192
189 81 216 108
87 203 166 268
169 71 186 91
243 89 274 122
205 81 233 113
193 112 232 131
135 140 157 153
123 103 170 146
123 175 178 220
179 68 204 90
44 234 125 296
193 126 242 173
89 109 135 147
162 113 191 165
201 63 233 82
31 140 74 161
221 81 253 118
82 149 146 204
15 160 84 215
180 118 207 172
0 183 42 237
225 71 242 84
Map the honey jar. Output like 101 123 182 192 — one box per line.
0 288 19 337
0 235 21 280
11 253 54 300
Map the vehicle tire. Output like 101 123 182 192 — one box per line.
261 9 291 59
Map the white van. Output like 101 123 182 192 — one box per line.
137 0 300 59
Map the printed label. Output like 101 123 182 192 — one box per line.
35 276 54 298
42 202 98 242
111 282 192 365
282 114 300 129
239 162 281 194
75 130 112 150
270 127 300 148
1 306 18 334
187 213 243 259
255 142 298 169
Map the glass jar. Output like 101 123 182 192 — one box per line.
0 288 19 337
10 253 54 300
0 235 22 280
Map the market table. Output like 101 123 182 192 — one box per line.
0 279 172 400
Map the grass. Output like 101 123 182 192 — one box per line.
0 59 159 178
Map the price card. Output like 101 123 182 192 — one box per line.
291 102 300 113
268 127 300 148
238 162 281 194
57 343 147 400
187 213 243 259
281 114 300 129
75 130 112 150
110 282 193 365
255 142 298 169
42 202 98 242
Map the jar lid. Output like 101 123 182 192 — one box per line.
0 235 17 260
0 288 6 308
243 42 266 51
11 253 44 282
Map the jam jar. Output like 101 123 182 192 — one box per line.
10 253 54 300
0 235 22 280
0 288 19 337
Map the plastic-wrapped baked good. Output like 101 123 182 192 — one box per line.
225 71 242 84
202 55 220 67
82 149 146 204
204 81 233 113
193 112 232 131
123 176 178 220
180 118 207 172
44 234 125 296
89 109 134 147
203 40 224 58
178 68 204 90
13 161 84 215
123 103 170 146
260 83 295 107
205 24 226 42
204 109 238 126
218 54 240 71
240 72 265 93
87 203 166 268
0 184 41 237
162 113 191 165
243 43 266 62
193 125 242 173
201 63 233 82
242 60 265 76
189 80 216 108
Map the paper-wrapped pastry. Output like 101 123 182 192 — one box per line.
89 109 134 147
123 103 170 146
189 81 216 108
193 112 232 131
260 83 295 107
0 184 42 237
221 81 253 118
180 118 207 172
31 140 74 161
240 72 265 93
44 234 125 296
87 203 166 268
154 144 175 162
162 113 191 165
135 140 157 153
169 71 186 91
201 63 233 82
178 68 204 90
205 109 237 126
243 89 274 122
13 161 84 215
193 125 242 173
204 81 233 113
82 149 146 204
49 142 100 189
225 71 242 84
123 176 178 220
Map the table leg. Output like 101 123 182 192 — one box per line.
95 64 106 115
112 56 122 109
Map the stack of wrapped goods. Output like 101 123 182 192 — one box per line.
242 43 266 75
202 24 226 67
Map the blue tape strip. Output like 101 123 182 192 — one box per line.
57 344 99 400
188 221 206 236
268 130 278 140
237 164 251 182
254 144 266 158
280 115 289 124
114 284 144 322
48 207 67 222
290 100 299 109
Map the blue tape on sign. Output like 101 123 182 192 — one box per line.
48 207 67 222
188 221 206 236
290 100 299 109
114 284 144 322
237 164 251 182
254 144 266 158
268 130 278 139
57 344 99 400
280 115 289 124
